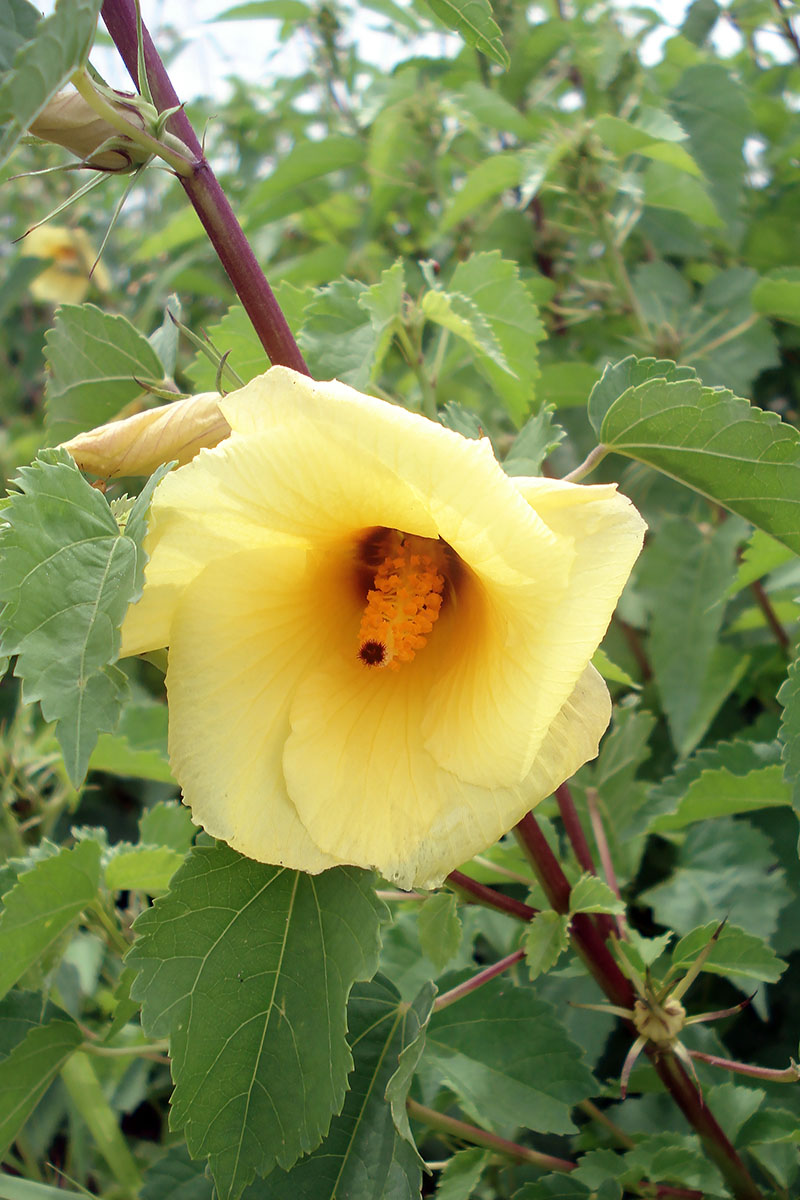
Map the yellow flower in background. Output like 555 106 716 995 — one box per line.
121 367 646 888
22 225 111 305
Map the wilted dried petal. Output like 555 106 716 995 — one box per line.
62 392 230 478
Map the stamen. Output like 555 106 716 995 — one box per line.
358 536 445 670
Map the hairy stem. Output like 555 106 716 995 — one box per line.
433 949 526 1012
446 869 538 922
406 1098 575 1172
100 0 308 374
514 810 766 1200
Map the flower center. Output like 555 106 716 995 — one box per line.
357 533 446 670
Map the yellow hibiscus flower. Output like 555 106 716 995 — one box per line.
22 225 111 305
121 367 646 889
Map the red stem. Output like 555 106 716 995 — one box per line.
514 810 765 1200
555 782 597 874
446 870 538 922
433 949 526 1012
688 1049 800 1083
100 0 309 375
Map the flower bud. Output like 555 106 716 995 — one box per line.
29 89 150 171
62 392 232 478
633 996 686 1046
22 225 111 304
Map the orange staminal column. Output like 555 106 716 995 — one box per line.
358 534 446 670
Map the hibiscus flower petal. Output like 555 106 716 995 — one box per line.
165 544 348 873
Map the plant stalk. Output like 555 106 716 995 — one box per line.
100 0 309 375
514 810 766 1200
446 869 538 922
433 949 526 1012
406 1098 575 1172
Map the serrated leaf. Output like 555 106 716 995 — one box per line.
671 921 786 984
587 356 697 433
641 817 791 942
621 1132 722 1194
44 304 165 445
422 0 509 69
139 800 196 853
450 252 545 423
524 911 570 979
569 874 625 916
422 289 512 374
591 647 638 689
727 528 794 595
357 261 406 377
267 976 425 1200
706 1082 764 1143
418 892 462 970
0 1017 82 1159
423 978 595 1134
778 657 800 807
0 453 165 782
89 701 175 784
594 114 701 175
105 846 185 893
434 1147 489 1200
669 63 749 225
0 0 101 168
649 764 791 832
298 279 383 390
440 151 523 231
503 406 565 476
0 0 40 74
752 267 800 325
0 840 100 1002
592 368 800 556
127 844 386 1200
438 402 484 439
642 160 722 226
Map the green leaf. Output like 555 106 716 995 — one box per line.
127 844 386 1200
569 874 625 916
89 701 175 784
139 800 196 853
636 516 745 757
671 921 786 985
706 1082 764 1143
0 840 101 1002
140 1144 214 1200
0 0 40 74
358 261 406 373
214 0 312 19
422 290 511 373
752 267 800 325
0 0 101 168
778 657 800 807
60 1051 143 1192
669 63 750 224
184 303 268 392
592 369 800 557
438 402 484 440
450 252 545 424
0 1017 82 1160
587 356 696 433
642 160 722 227
591 647 639 689
434 1147 489 1200
439 151 523 231
0 453 165 783
537 363 601 410
105 846 185 893
649 763 791 832
421 0 509 69
386 981 436 1145
645 738 784 829
243 135 365 224
502 406 565 476
641 817 791 942
727 528 794 595
593 114 701 175
423 978 595 1134
621 1132 722 1195
299 279 383 390
418 892 462 970
267 976 424 1200
44 303 165 445
524 911 570 980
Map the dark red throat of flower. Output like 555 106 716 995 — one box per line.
357 531 447 671
358 640 387 666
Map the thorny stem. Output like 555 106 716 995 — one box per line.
514 810 766 1200
433 949 526 1013
555 782 617 941
446 869 538 922
100 0 309 374
406 1099 576 1173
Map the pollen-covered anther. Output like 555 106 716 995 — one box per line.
358 542 445 670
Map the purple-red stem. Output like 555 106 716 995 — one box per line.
750 580 791 653
446 869 538 922
688 1049 800 1083
100 0 309 376
514 811 765 1200
586 787 629 940
555 782 597 874
433 948 526 1012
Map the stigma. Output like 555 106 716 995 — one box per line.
358 533 446 670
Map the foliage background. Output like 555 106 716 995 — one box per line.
0 1 799 1198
